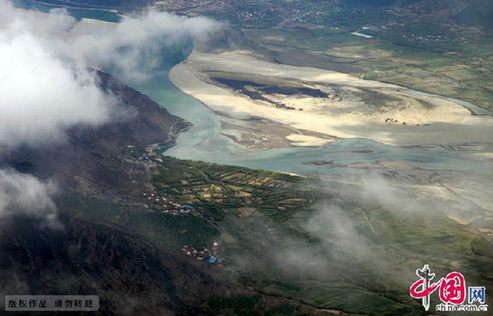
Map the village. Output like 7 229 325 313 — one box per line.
142 191 198 216
384 118 431 127
180 241 223 265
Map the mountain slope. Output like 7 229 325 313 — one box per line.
0 73 230 315
2 71 189 195
0 215 218 315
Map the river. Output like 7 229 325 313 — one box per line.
15 0 493 177
139 69 489 176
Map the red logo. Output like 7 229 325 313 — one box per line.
410 265 466 311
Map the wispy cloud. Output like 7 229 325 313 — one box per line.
0 169 59 228
0 0 221 149
0 0 221 224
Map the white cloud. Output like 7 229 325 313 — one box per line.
65 10 222 81
0 31 114 148
305 204 371 257
0 169 59 227
0 1 113 149
0 0 221 149
0 0 221 224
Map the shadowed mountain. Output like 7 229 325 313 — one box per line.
0 214 222 315
0 72 238 315
0 70 356 315
2 71 189 195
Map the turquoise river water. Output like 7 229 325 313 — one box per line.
16 0 492 177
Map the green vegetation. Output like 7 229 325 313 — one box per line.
208 296 261 316
60 193 219 249
238 5 493 112
207 296 309 316
61 156 318 251
471 236 493 258
62 155 493 315
151 157 316 223
265 304 298 316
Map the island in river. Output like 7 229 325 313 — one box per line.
170 49 493 148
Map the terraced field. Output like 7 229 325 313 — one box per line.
152 157 318 223
59 152 493 315
148 157 492 315
241 16 493 112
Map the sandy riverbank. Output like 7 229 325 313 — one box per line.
170 50 493 147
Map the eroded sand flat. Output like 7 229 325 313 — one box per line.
170 50 493 147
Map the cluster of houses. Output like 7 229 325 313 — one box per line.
180 242 222 265
143 192 195 216
384 118 430 127
141 153 163 164
385 118 400 123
